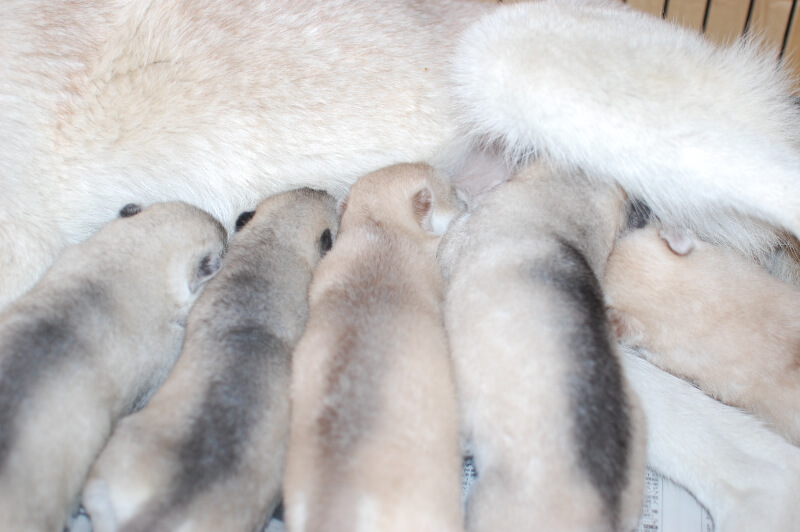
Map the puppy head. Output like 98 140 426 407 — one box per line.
340 163 462 240
604 226 701 344
233 188 339 270
99 202 227 317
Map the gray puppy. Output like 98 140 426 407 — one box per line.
82 189 338 532
439 160 647 532
0 202 226 532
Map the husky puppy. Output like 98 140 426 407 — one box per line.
604 226 800 445
438 159 647 532
621 346 800 532
0 202 226 532
283 163 462 532
82 189 338 532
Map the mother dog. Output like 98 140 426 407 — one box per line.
3 1 800 530
2 0 799 307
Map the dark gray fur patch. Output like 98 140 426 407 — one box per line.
0 284 107 471
171 327 289 505
527 240 631 526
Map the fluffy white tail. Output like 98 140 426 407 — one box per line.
449 0 800 255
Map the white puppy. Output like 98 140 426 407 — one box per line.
284 163 462 532
0 202 226 532
82 189 338 532
439 159 646 532
604 226 800 445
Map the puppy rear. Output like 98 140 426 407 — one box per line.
83 189 338 532
284 163 463 532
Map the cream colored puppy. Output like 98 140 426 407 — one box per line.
82 189 338 532
284 163 462 532
0 202 226 532
604 226 800 445
439 160 647 532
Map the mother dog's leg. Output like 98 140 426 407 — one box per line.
448 0 800 255
0 0 493 308
622 348 800 532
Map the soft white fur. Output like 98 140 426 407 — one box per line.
447 0 800 255
0 0 492 308
622 347 800 532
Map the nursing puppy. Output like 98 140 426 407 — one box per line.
439 160 646 532
604 226 800 445
0 202 226 532
284 163 462 532
82 189 338 532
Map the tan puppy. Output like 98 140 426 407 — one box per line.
439 160 647 532
0 202 226 532
604 226 800 445
82 189 338 532
283 163 462 532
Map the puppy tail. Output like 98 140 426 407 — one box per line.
449 0 800 256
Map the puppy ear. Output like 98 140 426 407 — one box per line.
413 187 433 225
119 203 142 218
235 211 256 232
189 253 222 293
659 229 696 256
414 186 459 236
337 195 349 219
319 228 333 257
